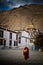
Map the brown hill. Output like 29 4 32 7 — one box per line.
0 4 43 31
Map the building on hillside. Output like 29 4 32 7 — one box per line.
0 27 35 50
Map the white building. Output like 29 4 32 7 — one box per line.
0 27 34 49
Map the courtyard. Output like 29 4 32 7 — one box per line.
0 48 43 65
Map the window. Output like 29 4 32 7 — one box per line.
0 30 3 37
16 41 18 46
16 34 18 40
9 40 12 46
19 37 21 43
19 32 21 44
0 39 3 45
14 41 15 46
10 33 12 39
4 40 6 46
14 41 18 46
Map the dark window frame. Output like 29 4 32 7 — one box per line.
10 32 12 39
19 37 21 44
9 40 12 46
0 30 3 37
0 39 3 45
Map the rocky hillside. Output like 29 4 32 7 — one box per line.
0 4 43 31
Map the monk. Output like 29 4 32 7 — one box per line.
23 47 29 60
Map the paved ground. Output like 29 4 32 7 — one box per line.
0 48 43 65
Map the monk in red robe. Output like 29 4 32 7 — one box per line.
23 47 29 60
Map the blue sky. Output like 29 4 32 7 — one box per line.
0 0 43 11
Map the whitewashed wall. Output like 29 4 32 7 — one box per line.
22 31 29 37
3 31 16 48
18 31 34 50
3 30 34 49
12 33 16 47
18 31 30 48
3 30 10 47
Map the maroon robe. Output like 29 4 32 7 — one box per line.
23 47 29 60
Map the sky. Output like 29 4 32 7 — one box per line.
0 0 43 11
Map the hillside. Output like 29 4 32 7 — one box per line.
0 4 43 31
